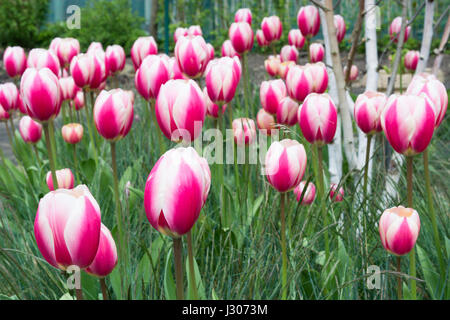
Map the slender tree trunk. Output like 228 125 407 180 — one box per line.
149 0 159 40
432 15 450 75
416 0 435 73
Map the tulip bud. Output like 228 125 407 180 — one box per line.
381 94 435 156
309 43 324 63
131 36 158 70
19 116 42 144
297 5 320 38
3 46 27 78
343 64 359 82
221 40 240 58
70 54 94 89
229 22 254 54
175 35 210 79
285 65 313 102
20 68 62 122
306 62 328 93
72 90 85 111
56 38 80 68
87 42 104 55
298 93 338 145
277 97 299 127
86 224 118 277
62 123 84 144
204 87 227 118
261 16 283 43
278 61 296 80
46 168 75 191
404 50 419 72
188 25 203 36
206 43 215 61
174 27 188 43
389 17 411 43
265 139 307 193
0 105 10 121
294 181 316 205
256 108 276 136
329 183 344 202
354 91 387 134
232 118 257 146
59 77 79 101
235 8 252 25
260 79 287 114
280 45 299 63
135 55 170 101
205 57 240 104
265 55 280 77
288 29 305 49
0 83 19 112
27 49 60 77
105 45 126 76
49 37 62 54
155 79 206 143
34 185 101 270
379 206 420 256
256 29 270 47
334 15 347 43
144 147 211 238
88 50 108 90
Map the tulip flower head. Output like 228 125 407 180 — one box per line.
297 5 320 38
46 168 75 191
221 40 240 58
280 45 299 63
344 64 359 82
205 57 240 104
256 29 270 47
0 105 10 121
294 181 316 205
70 54 95 89
309 43 324 63
34 185 101 270
174 27 189 43
131 36 158 70
3 46 27 78
265 55 281 77
72 91 85 111
260 79 287 114
229 22 254 54
389 17 411 43
232 118 257 146
56 38 80 68
307 62 328 93
19 116 42 144
62 123 84 144
0 82 19 112
188 25 203 36
256 108 276 136
144 147 211 238
204 87 227 118
404 50 419 72
265 139 307 193
87 49 108 90
175 35 210 79
135 54 170 101
329 183 344 202
261 16 283 43
334 15 346 43
105 45 126 76
235 8 252 25
59 77 79 101
354 91 387 135
288 29 305 49
27 48 61 77
87 42 104 55
278 61 296 80
277 97 299 127
86 224 118 278
285 65 313 103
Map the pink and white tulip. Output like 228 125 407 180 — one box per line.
334 15 346 43
389 17 411 43
72 91 85 111
205 57 240 104
261 16 283 43
404 50 419 72
86 224 118 277
175 35 210 79
344 64 359 82
144 147 210 238
256 29 270 47
88 50 108 90
46 168 75 191
288 29 305 49
221 40 240 58
265 55 280 77
278 61 296 80
19 116 42 144
329 183 344 202
131 36 158 70
285 65 313 102
297 5 320 38
70 54 94 89
174 27 188 43
280 45 299 63
62 123 84 144
135 55 170 101
3 46 27 78
277 97 299 127
256 108 276 136
294 181 316 205
0 83 19 112
59 77 79 101
229 22 254 54
87 42 104 55
265 139 307 193
309 43 324 63
232 118 257 146
260 79 287 114
56 38 80 68
307 62 328 93
354 91 387 134
105 45 126 75
34 185 101 270
204 87 227 118
235 8 252 25
0 105 10 121
27 48 60 77
188 25 203 36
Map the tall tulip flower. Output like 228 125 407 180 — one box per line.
56 38 80 68
343 64 359 82
404 50 419 72
70 54 94 89
229 22 254 54
288 29 305 49
280 45 299 63
0 105 10 121
277 97 299 127
46 168 75 191
135 55 170 101
354 91 387 135
88 49 108 90
334 15 346 43
256 30 270 47
264 55 280 77
278 61 296 80
3 46 27 78
221 40 240 58
256 108 276 136
0 83 19 112
188 25 203 36
285 65 313 103
174 27 188 43
19 116 42 144
204 87 227 118
105 45 126 77
297 5 320 38
294 181 316 205
307 62 328 93
309 43 324 63
261 16 283 43
62 123 83 145
131 36 158 70
232 118 256 146
329 183 344 202
389 17 411 43
205 57 240 105
27 49 60 77
235 8 252 25
59 77 78 102
175 35 210 79
260 79 287 114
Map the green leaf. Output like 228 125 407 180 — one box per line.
211 288 219 300
416 245 439 300
164 248 176 300
128 186 144 200
109 265 122 299
80 271 100 300
80 158 96 184
185 256 206 300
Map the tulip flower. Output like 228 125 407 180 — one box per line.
70 54 94 89
206 43 215 61
16 95 27 115
256 29 270 47
56 38 80 68
46 168 75 191
229 22 254 54
277 97 299 127
174 27 188 43
205 57 240 105
354 91 387 135
334 15 346 43
0 105 10 122
256 108 276 136
175 35 210 79
235 8 252 25
167 56 188 80
297 5 320 38
59 77 79 101
105 45 126 76
285 65 313 103
144 146 210 299
309 43 324 63
294 181 316 205
131 36 158 70
0 83 19 112
260 79 287 114
232 118 256 146
3 46 27 78
329 183 344 202
88 49 108 90
87 42 104 55
188 25 203 36
221 40 240 58
280 45 299 63
155 79 206 143
204 88 227 118
344 64 359 82
49 37 62 54
261 16 283 43
86 224 118 279
288 29 305 49
19 116 42 144
135 55 170 101
27 49 60 77
72 90 85 111
403 50 419 72
389 17 411 43
265 55 281 77
62 123 83 144
278 61 296 80
307 62 328 93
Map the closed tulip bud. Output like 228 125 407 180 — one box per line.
379 206 420 256
407 74 447 128
261 16 283 42
56 38 80 68
256 108 276 135
294 181 316 205
204 87 227 118
20 68 62 122
144 147 211 238
285 65 313 102
155 79 206 143
19 116 42 144
131 36 158 70
188 25 203 36
62 123 83 144
221 40 240 58
232 118 256 146
85 224 118 277
229 22 254 54
205 57 240 104
174 27 188 43
87 42 104 55
256 29 270 47
280 45 299 63
235 8 252 25
72 90 85 111
0 105 10 121
329 183 344 202
277 97 299 126
105 45 126 75
3 46 27 78
27 49 61 77
354 91 387 134
0 83 19 112
46 168 75 191
404 50 419 72
206 43 215 61
167 57 188 80
34 185 101 270
175 35 210 79
288 29 305 49
49 37 62 54
389 17 411 43
70 54 94 89
309 43 324 63
135 55 170 101
260 79 287 114
278 61 296 80
343 64 359 82
297 5 320 38
334 15 346 43
59 77 79 101
88 50 108 90
265 55 280 77
307 62 328 93
381 94 435 156
93 89 134 141
265 139 307 193
298 93 338 145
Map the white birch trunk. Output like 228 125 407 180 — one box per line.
416 0 435 74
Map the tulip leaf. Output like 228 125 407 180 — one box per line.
109 264 122 299
416 245 439 300
128 186 144 201
185 256 206 300
81 271 100 300
80 158 96 184
164 248 176 300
